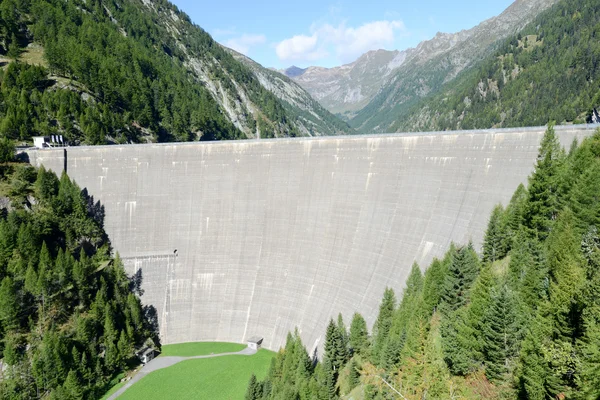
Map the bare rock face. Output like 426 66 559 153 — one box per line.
0 197 12 213
285 0 560 130
282 49 406 118
225 48 354 136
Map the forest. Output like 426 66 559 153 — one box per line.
0 0 304 145
357 0 600 133
245 125 600 399
0 149 157 399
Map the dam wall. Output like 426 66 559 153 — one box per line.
26 125 596 353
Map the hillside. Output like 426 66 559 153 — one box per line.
283 0 558 131
283 49 404 119
226 48 355 136
0 0 349 144
390 0 600 132
350 0 560 133
246 125 600 399
0 153 157 398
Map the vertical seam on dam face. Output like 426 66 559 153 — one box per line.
25 126 596 353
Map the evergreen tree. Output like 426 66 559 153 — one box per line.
570 158 600 229
371 288 396 364
0 138 14 163
519 303 562 400
336 313 349 363
62 369 84 400
422 257 448 313
524 123 565 239
482 204 507 262
0 276 19 331
349 313 368 356
245 374 260 400
440 244 480 312
483 284 520 382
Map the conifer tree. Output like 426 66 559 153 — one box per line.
483 284 520 382
440 244 480 312
518 303 561 400
371 288 396 364
349 312 368 356
524 123 565 239
422 257 448 313
348 358 360 391
61 369 84 400
245 374 260 400
336 313 349 363
570 158 600 229
483 205 507 262
546 210 586 340
0 276 19 331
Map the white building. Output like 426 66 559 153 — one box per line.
247 336 263 350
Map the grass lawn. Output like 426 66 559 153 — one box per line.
159 341 246 357
118 349 274 400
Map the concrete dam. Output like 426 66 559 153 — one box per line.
26 125 596 354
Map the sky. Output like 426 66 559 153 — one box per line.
170 0 514 69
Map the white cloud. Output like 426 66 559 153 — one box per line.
275 19 407 65
224 34 267 56
275 34 328 63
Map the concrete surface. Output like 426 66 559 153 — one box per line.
107 347 257 399
26 125 597 355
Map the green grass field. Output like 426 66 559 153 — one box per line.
159 341 246 357
118 348 274 400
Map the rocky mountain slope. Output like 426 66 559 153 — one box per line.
227 48 355 136
285 0 560 132
391 0 600 132
0 0 350 144
282 49 405 118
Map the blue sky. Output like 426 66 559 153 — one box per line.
170 0 514 69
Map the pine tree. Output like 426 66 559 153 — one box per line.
440 244 480 312
546 210 586 340
371 288 395 364
0 276 19 331
336 313 349 364
349 313 368 356
245 374 259 400
348 358 360 391
524 123 565 239
62 369 84 400
483 205 507 262
422 257 448 313
7 33 20 60
570 158 600 229
518 303 561 400
483 284 520 382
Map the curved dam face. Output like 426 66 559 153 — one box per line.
27 125 595 353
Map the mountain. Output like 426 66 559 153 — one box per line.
0 0 348 145
283 66 307 78
285 0 560 132
388 0 600 132
226 48 355 136
282 49 405 119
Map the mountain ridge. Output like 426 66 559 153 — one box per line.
282 0 560 129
